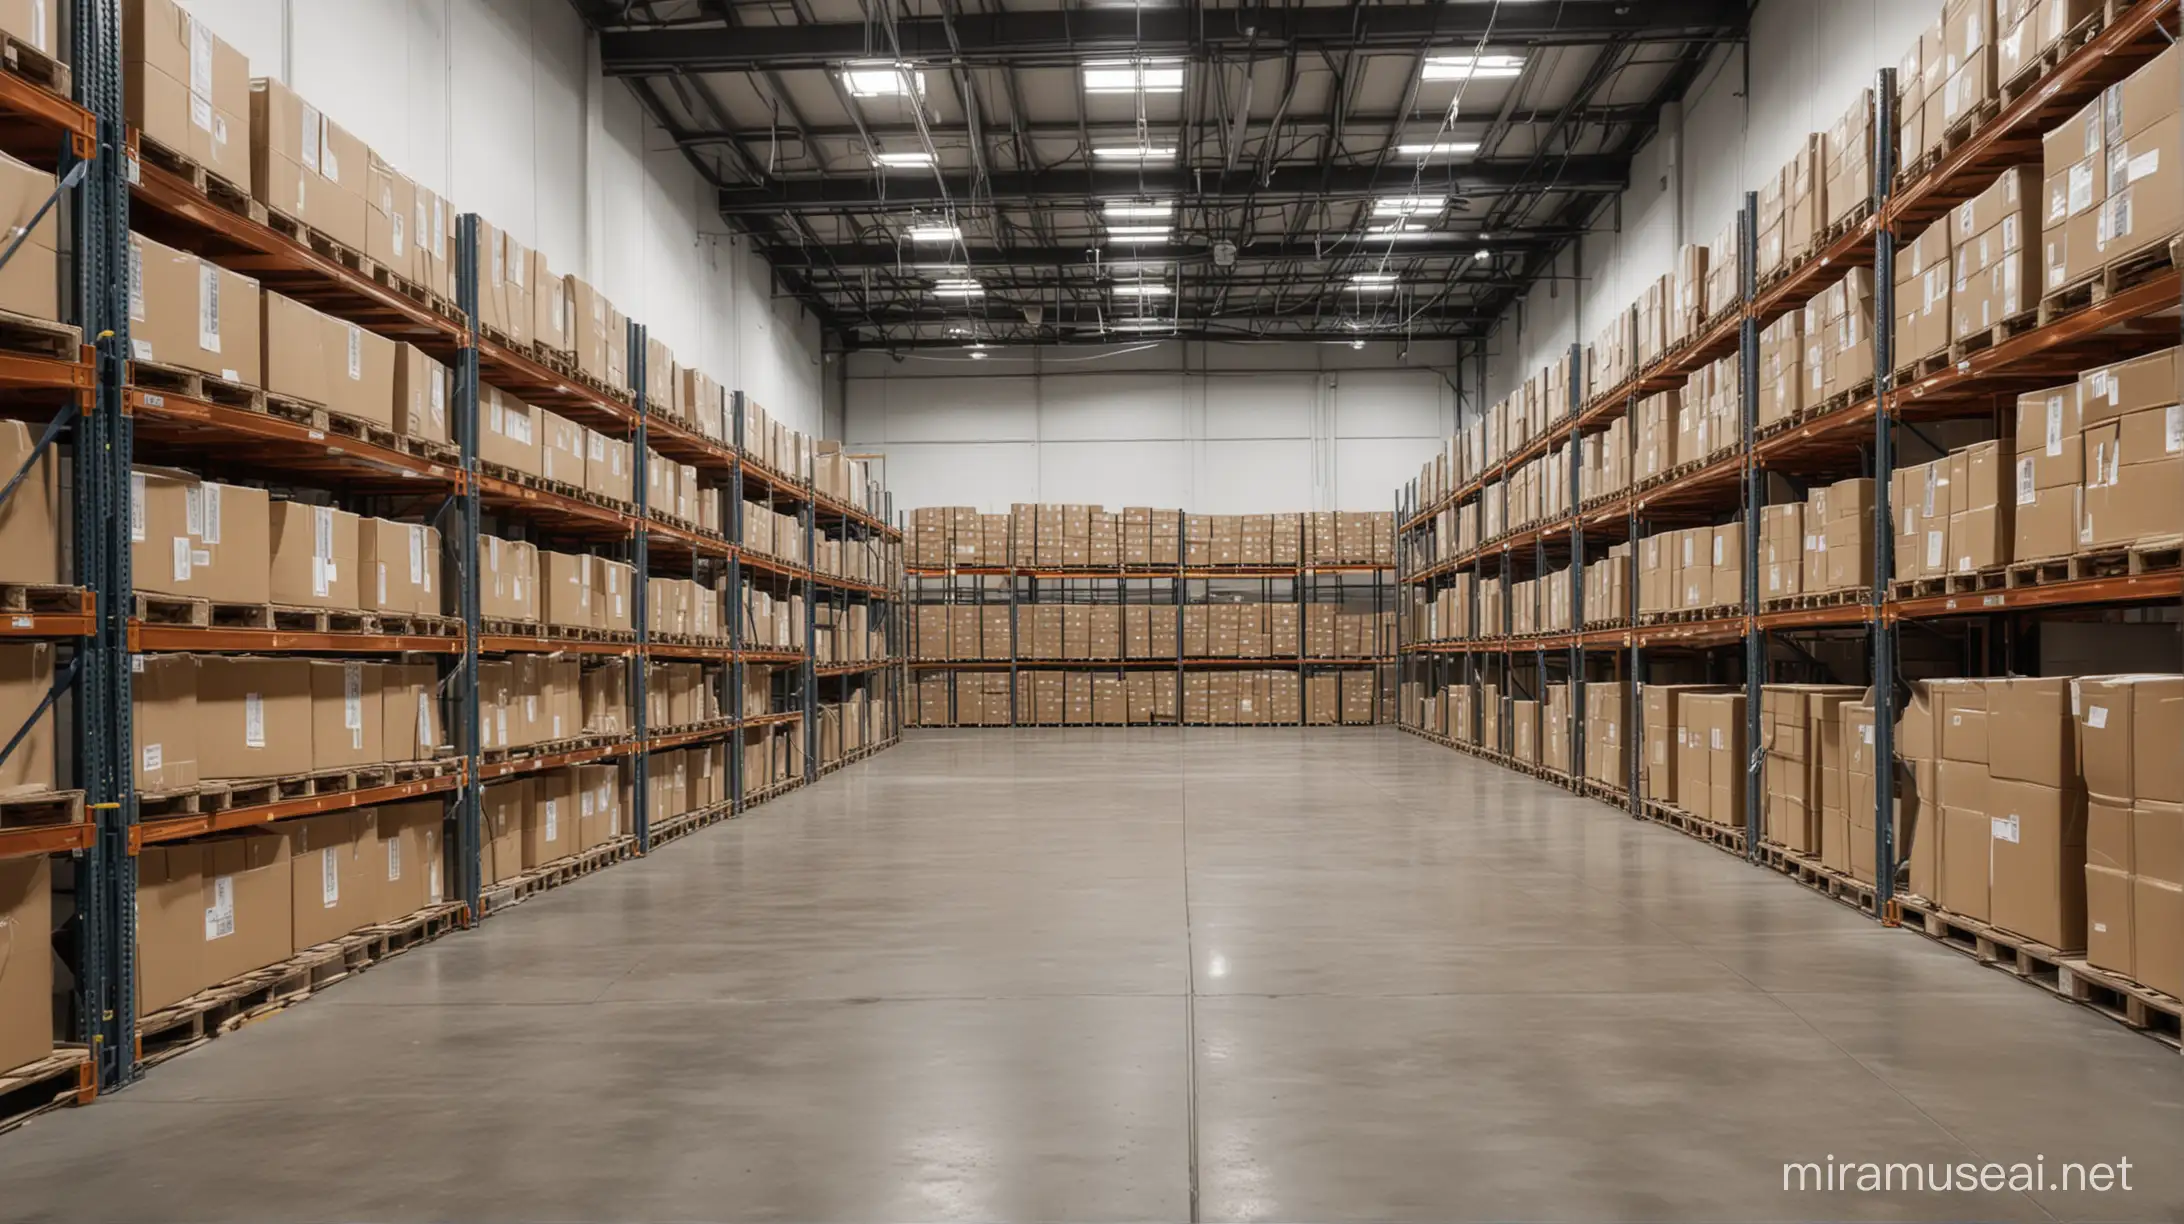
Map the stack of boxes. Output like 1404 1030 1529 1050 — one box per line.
1951 167 2042 343
1824 90 1875 230
1761 685 1865 856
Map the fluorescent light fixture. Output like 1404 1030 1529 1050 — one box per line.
1364 223 1435 240
1103 224 1171 238
1397 140 1482 157
1349 272 1399 291
841 61 925 97
1103 199 1174 219
932 278 984 297
872 150 936 167
1111 284 1172 297
1092 145 1176 160
1111 319 1174 332
904 223 961 242
1373 195 1444 217
1474 248 1492 261
1105 260 1171 276
1083 58 1185 94
968 348 990 360
1421 53 1527 81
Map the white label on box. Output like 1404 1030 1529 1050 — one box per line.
130 473 146 541
1712 536 1723 565
321 847 339 907
1926 531 1943 567
202 483 222 544
430 376 445 425
300 103 321 172
2129 148 2160 184
544 799 558 843
2087 704 2108 729
172 537 192 581
1992 813 2020 844
192 547 210 568
1710 727 1723 750
429 857 443 905
184 484 204 537
2045 397 2064 455
509 241 525 288
432 198 445 259
319 119 340 181
409 525 425 584
582 790 595 819
313 506 334 596
2167 406 2182 454
346 325 361 380
2016 457 2036 506
1957 553 1971 572
588 433 604 461
198 265 220 353
487 394 503 434
490 237 503 286
244 692 264 747
343 662 362 730
386 837 402 882
2068 162 2094 214
205 876 235 941
391 211 404 257
187 19 212 129
418 693 433 747
128 244 145 321
1860 723 1874 745
376 562 387 605
495 708 507 743
142 743 162 773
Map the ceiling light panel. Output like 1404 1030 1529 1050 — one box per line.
904 224 961 242
1397 141 1482 157
1111 284 1172 297
1421 54 1527 81
1372 196 1445 217
841 61 925 97
1092 145 1177 160
1083 58 1186 94
873 150 936 167
1103 200 1174 219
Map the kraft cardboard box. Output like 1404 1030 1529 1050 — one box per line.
0 420 57 586
392 344 450 445
359 519 436 615
261 293 396 427
523 767 583 868
135 831 291 1016
364 152 417 290
478 385 540 476
125 0 251 191
310 659 382 769
0 856 50 1071
0 644 53 795
376 799 445 919
196 655 312 778
0 151 58 325
286 810 378 950
540 550 592 630
2080 406 2181 549
379 662 441 763
132 651 198 792
1988 776 2089 949
539 410 585 488
249 77 368 251
270 500 361 610
130 232 263 382
585 430 634 505
480 534 537 622
481 779 528 885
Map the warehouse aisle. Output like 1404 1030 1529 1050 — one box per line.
2 730 2182 1222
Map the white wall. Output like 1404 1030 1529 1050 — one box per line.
1487 0 1937 402
844 340 1465 513
176 0 826 434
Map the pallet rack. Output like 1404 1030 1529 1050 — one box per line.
1398 0 2182 926
0 0 901 1103
906 550 1394 725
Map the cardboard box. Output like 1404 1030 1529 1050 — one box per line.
359 519 437 615
286 810 378 950
0 420 57 586
125 0 251 191
0 150 57 324
270 501 360 610
195 655 312 779
376 799 445 918
392 344 449 444
379 662 442 763
309 659 381 769
0 641 48 797
1988 776 2088 948
135 831 292 1015
129 232 263 382
0 856 50 1070
132 652 197 792
249 77 368 251
261 293 396 427
540 550 593 630
585 430 634 505
479 779 527 885
478 385 540 476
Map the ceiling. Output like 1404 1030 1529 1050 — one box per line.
572 0 1750 350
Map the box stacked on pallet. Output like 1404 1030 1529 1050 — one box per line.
1760 685 1866 857
1584 681 1630 788
1824 90 1876 232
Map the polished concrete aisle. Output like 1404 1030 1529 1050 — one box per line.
3 729 2182 1222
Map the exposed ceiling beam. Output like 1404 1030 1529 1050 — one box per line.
766 235 1575 270
601 1 1748 74
714 157 1628 214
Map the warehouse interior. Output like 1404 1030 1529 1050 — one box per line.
0 0 2182 1219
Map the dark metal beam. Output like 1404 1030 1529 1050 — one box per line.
601 1 1749 74
715 157 1630 214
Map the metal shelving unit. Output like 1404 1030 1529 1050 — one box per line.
1398 1 2184 925
0 0 901 1100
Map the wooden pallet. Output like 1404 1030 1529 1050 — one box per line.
0 1047 92 1137
261 393 407 453
1816 200 1874 247
126 359 264 411
1638 604 1739 625
2058 959 2184 1051
2038 236 2184 325
1894 147 1943 191
1643 799 1748 855
1890 566 2010 601
647 799 739 846
262 206 368 276
137 901 465 1067
372 612 465 638
1891 349 1952 387
0 582 83 615
135 133 260 224
1999 10 2107 107
478 835 640 914
1759 843 1881 913
0 305 78 363
1947 308 2039 364
2070 535 2182 581
209 602 377 633
362 260 464 325
131 591 209 626
1760 586 1864 612
0 788 83 831
480 734 615 765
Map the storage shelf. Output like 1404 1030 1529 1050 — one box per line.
810 571 894 597
129 622 466 654
738 551 811 583
126 138 465 357
816 659 900 677
0 589 94 638
0 67 95 166
911 656 1394 669
477 634 640 656
126 386 464 492
474 335 635 437
477 739 638 781
909 563 1391 579
644 517 733 559
739 457 812 506
640 412 736 473
0 349 93 398
813 490 893 536
475 473 636 539
133 772 464 847
0 821 94 861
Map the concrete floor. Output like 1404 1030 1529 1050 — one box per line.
2 729 2182 1222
